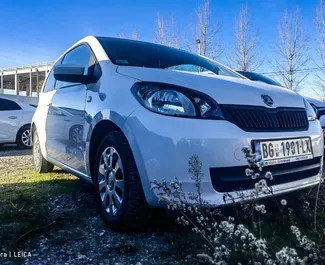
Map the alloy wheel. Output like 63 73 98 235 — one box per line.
22 129 32 147
98 146 125 216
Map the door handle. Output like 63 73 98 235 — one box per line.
8 116 17 119
87 96 92 103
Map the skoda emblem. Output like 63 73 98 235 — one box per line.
261 94 273 107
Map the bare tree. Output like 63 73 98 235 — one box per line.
168 16 179 48
155 13 165 45
132 28 138 40
118 29 125 38
117 28 139 40
194 0 222 58
273 7 309 91
315 0 325 100
154 13 179 48
231 5 262 71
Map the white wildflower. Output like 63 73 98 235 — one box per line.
290 226 298 233
281 199 287 206
265 171 273 180
245 168 254 177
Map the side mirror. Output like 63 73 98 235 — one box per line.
53 64 99 84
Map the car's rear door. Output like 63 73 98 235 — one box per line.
46 44 96 174
0 98 24 141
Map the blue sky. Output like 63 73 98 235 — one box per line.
0 0 321 95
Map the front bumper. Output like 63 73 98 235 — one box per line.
123 108 324 207
317 115 325 148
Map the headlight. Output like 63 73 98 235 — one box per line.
304 99 317 121
131 82 224 119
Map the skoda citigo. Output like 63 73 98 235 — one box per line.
32 36 323 230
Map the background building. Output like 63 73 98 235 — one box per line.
0 62 53 97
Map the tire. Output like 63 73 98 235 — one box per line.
33 129 54 173
94 131 152 231
16 125 32 149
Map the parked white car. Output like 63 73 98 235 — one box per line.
0 95 35 148
304 96 325 131
32 36 323 230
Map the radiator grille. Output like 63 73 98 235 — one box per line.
222 105 308 132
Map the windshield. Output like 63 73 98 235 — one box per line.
97 37 240 78
237 71 283 87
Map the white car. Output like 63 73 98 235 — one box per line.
304 96 325 131
0 95 35 148
32 36 323 230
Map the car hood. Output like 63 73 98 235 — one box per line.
117 66 305 108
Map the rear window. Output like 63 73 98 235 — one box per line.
97 37 240 78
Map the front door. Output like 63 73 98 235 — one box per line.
0 98 24 141
46 44 97 174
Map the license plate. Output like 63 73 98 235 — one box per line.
254 137 313 166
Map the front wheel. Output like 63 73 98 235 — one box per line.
94 131 152 231
33 129 54 173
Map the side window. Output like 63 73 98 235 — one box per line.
0 98 22 111
56 44 96 89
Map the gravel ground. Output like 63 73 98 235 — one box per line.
0 146 202 265
0 145 32 157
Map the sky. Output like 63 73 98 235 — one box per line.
0 0 322 96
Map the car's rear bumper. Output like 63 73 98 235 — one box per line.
123 108 324 207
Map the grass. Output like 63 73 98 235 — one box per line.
0 167 79 205
0 164 82 252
